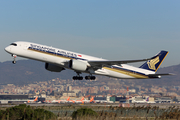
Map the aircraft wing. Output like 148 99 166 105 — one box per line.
88 54 159 68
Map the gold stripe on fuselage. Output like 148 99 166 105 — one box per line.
104 67 149 79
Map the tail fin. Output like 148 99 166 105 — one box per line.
81 97 84 101
139 51 168 72
146 97 149 101
34 96 38 101
67 97 70 101
90 97 94 102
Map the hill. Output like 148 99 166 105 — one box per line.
0 60 179 86
0 60 75 85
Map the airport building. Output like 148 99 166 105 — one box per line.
155 96 172 103
0 94 29 104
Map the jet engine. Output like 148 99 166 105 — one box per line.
69 59 88 71
45 63 65 72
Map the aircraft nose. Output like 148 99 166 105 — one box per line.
4 46 11 53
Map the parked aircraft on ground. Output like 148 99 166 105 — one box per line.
51 97 70 103
94 99 108 103
82 97 94 103
26 96 38 103
5 41 172 80
72 97 85 103
61 97 85 103
132 97 152 103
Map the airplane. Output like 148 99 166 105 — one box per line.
74 97 85 103
26 96 38 103
65 97 84 103
132 97 152 103
94 99 108 103
82 97 94 103
4 41 173 80
51 97 70 103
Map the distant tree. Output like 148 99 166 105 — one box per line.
0 110 6 119
34 108 56 120
71 108 97 120
0 104 56 120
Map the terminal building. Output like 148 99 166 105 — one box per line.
0 94 29 104
155 96 172 103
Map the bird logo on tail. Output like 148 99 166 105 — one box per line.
147 56 159 70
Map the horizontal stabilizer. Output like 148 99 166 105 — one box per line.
148 73 175 78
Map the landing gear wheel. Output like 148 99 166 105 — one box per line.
85 76 90 80
90 76 96 80
73 76 77 80
73 76 83 80
12 61 16 64
85 76 96 80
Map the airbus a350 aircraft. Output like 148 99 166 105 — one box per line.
5 41 172 80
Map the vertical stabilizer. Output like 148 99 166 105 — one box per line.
81 97 84 101
139 51 168 72
90 97 94 102
67 97 70 101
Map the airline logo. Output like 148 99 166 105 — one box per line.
146 97 149 101
28 44 78 58
147 56 159 70
78 55 82 57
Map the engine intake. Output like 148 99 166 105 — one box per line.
69 59 87 71
45 63 65 72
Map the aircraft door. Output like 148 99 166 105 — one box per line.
23 43 29 50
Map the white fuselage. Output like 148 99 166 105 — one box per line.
5 41 155 79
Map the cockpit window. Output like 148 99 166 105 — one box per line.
10 43 17 46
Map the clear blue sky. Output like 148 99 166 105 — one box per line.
0 1 179 67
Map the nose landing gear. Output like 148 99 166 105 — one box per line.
12 54 17 64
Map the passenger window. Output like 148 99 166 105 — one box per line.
10 43 17 46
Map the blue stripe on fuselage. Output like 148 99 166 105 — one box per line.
111 65 147 76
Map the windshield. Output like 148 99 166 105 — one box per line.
10 43 17 46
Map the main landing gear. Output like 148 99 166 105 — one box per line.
12 54 17 64
85 76 96 80
73 72 83 80
72 72 96 80
73 76 83 80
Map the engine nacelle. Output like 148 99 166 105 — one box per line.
69 59 87 71
45 63 65 72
